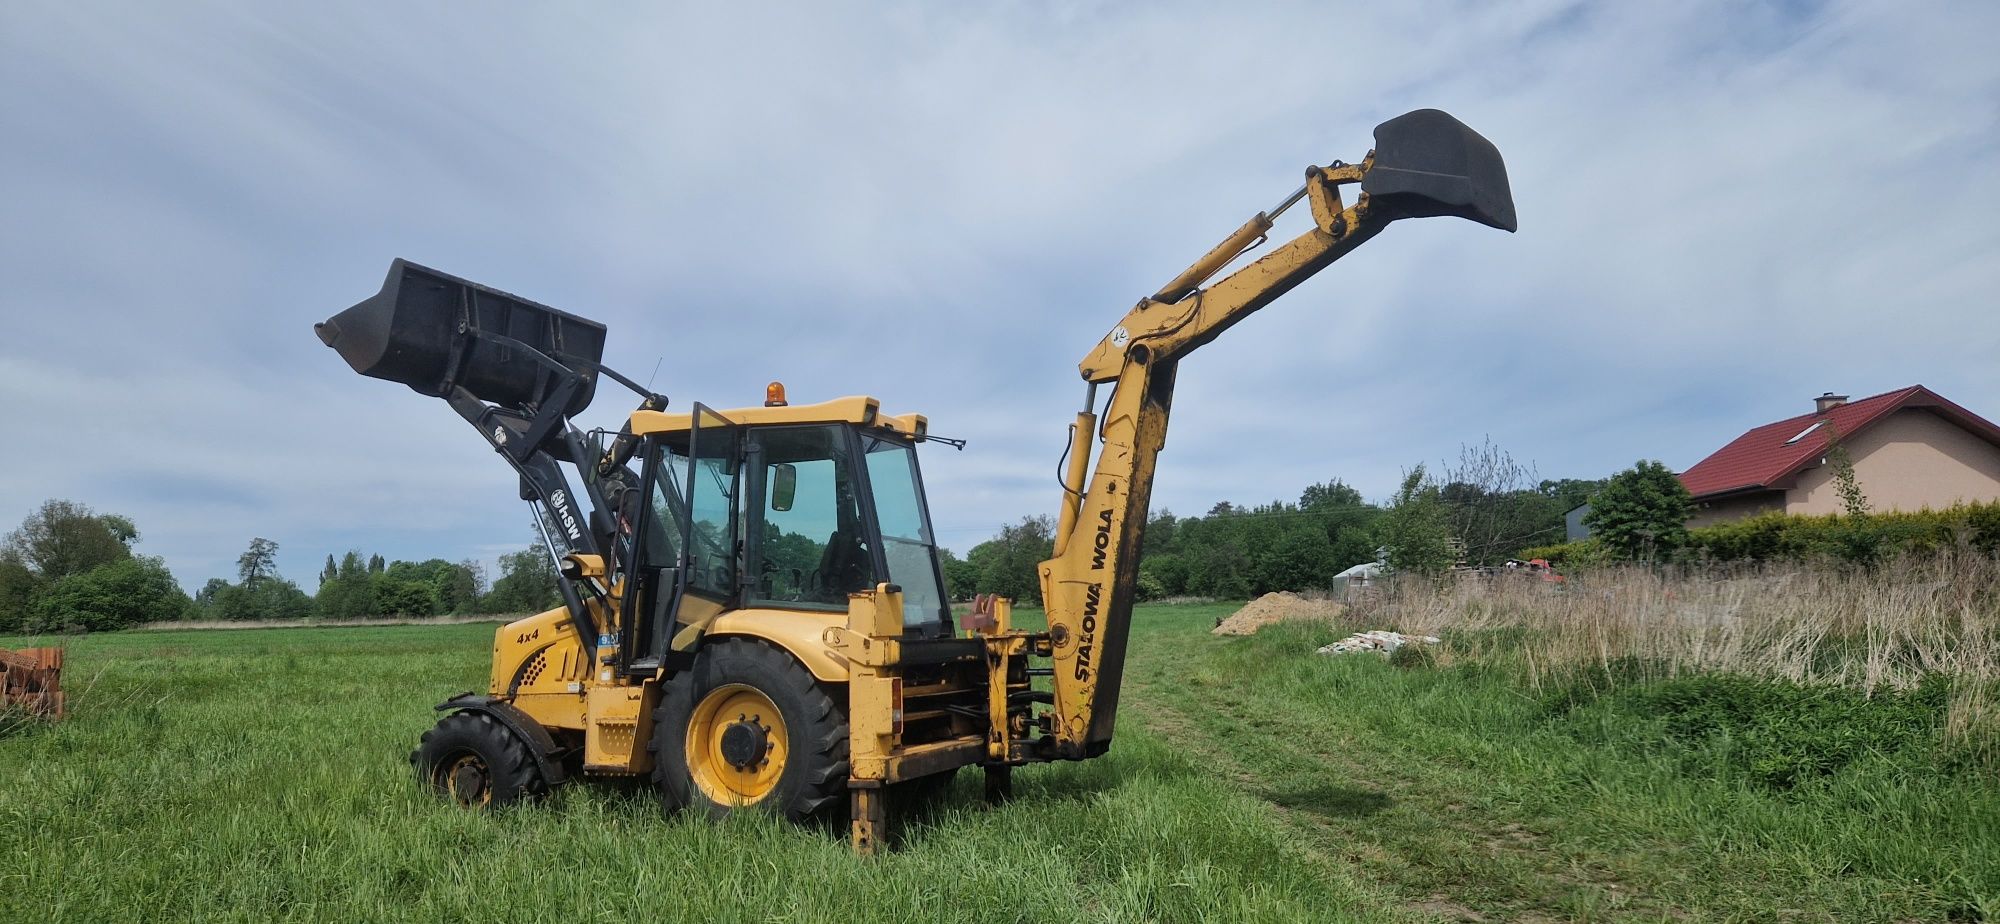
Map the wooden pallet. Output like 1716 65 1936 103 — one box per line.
0 647 63 719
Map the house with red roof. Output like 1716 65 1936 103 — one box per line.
1679 386 2000 528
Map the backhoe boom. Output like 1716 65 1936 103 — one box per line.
1038 109 1514 757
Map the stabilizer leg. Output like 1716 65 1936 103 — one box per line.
983 765 1013 804
850 782 886 855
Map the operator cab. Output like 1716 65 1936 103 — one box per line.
613 395 953 674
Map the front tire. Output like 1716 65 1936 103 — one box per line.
651 639 848 821
412 711 546 808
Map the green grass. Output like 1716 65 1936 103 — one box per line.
2 606 1994 922
0 621 1410 924
1135 610 1998 922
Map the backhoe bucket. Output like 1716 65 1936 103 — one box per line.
315 259 607 415
1362 109 1517 233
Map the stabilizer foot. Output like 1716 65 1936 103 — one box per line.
983 765 1013 804
850 782 886 855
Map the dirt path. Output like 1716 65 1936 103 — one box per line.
1122 661 1669 923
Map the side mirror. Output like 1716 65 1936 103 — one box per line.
770 463 797 512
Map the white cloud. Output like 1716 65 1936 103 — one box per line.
2 0 1995 587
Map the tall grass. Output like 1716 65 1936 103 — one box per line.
0 623 1408 924
0 704 41 741
1174 608 2000 920
1349 552 2000 757
8 607 1992 920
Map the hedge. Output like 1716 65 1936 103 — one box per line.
1521 500 2000 565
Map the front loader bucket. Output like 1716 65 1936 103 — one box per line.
1362 109 1517 233
315 259 607 415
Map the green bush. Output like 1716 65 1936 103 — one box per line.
1517 538 1612 568
1570 673 1954 790
1529 501 2000 565
1687 501 2000 564
1133 570 1167 603
370 576 437 616
1584 460 1695 560
30 556 192 632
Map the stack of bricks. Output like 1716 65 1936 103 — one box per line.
0 647 63 719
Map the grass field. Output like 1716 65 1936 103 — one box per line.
3 601 1994 922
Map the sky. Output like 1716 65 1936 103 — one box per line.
3 0 1996 593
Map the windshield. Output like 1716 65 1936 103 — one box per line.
862 434 946 627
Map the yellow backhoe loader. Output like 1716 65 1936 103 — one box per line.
317 108 1515 852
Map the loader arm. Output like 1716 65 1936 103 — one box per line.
316 259 667 659
1036 109 1515 757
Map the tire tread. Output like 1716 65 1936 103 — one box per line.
652 638 848 822
412 711 546 806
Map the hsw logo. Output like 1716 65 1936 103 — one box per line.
548 490 583 542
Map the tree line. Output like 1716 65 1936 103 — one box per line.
0 499 562 634
941 439 1614 602
303 547 557 621
4 440 1679 632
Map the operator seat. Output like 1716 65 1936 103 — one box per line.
816 529 870 602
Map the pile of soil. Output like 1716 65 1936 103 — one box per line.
1211 591 1344 636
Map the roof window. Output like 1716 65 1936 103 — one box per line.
1784 420 1825 445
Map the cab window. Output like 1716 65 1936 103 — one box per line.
749 426 874 607
684 436 740 600
862 434 947 626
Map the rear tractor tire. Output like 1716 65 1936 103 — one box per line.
652 639 848 822
411 711 547 808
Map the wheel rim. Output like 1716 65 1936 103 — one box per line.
442 752 492 807
686 683 788 807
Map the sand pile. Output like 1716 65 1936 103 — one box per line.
1211 591 1345 636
